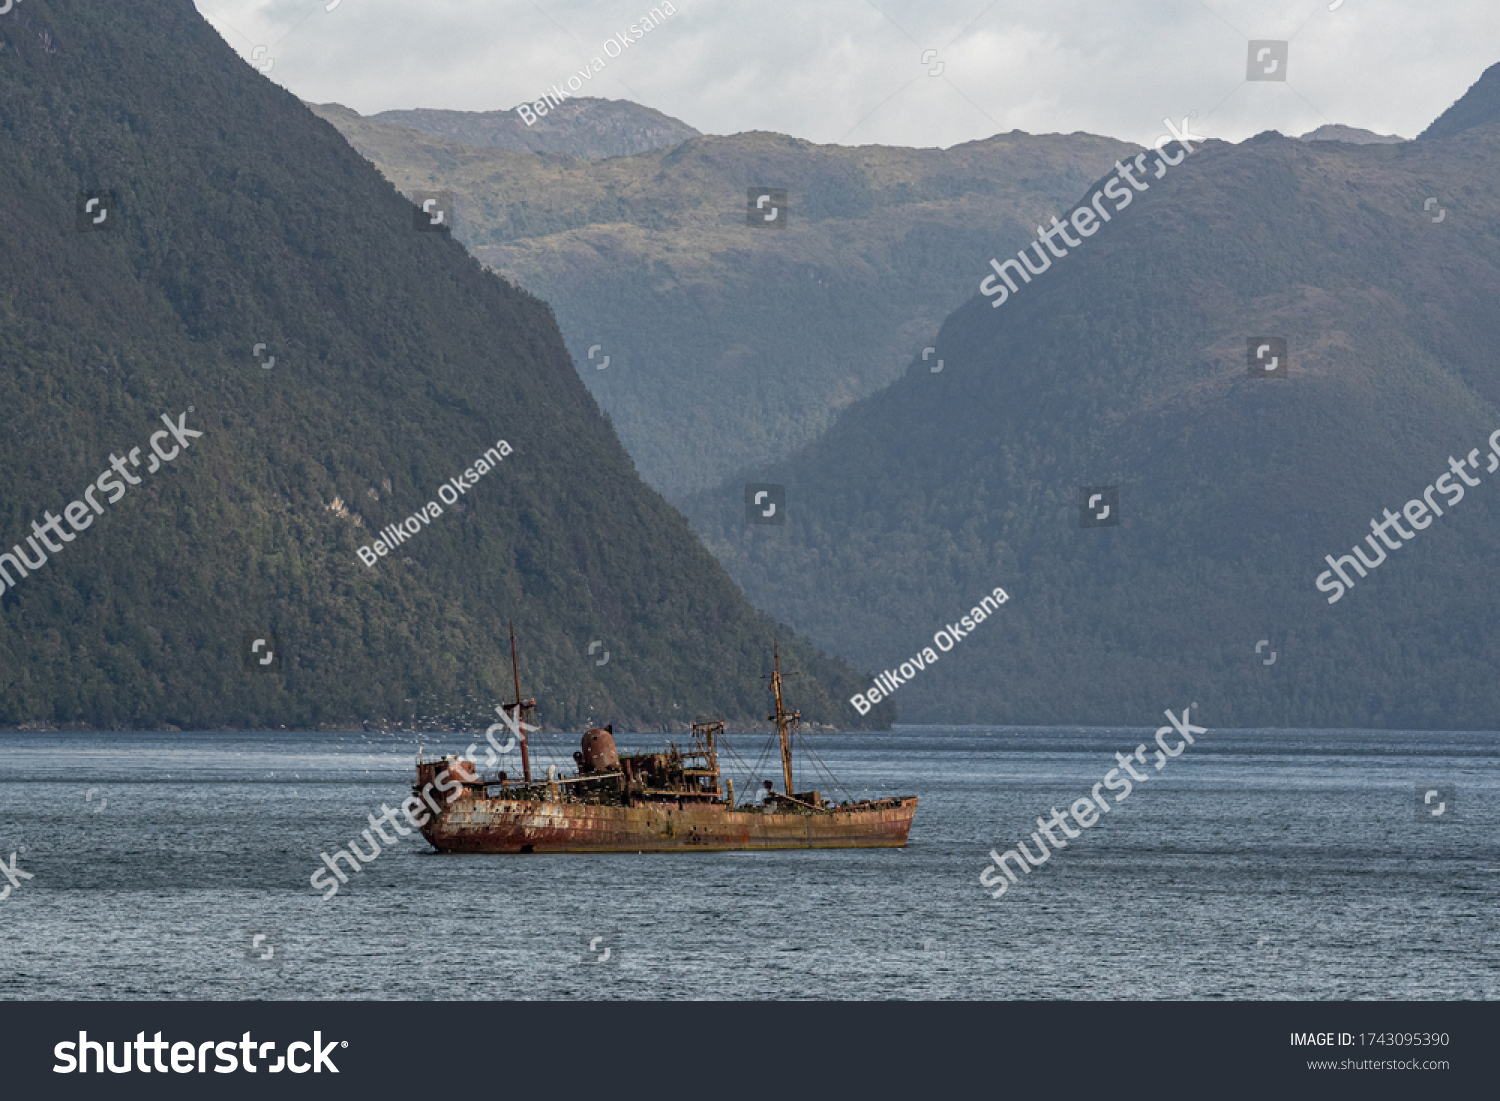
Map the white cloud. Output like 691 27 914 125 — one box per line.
194 0 1500 146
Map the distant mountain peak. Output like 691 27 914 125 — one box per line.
1296 124 1405 145
1421 60 1500 140
363 97 700 159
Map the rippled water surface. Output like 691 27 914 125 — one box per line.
1 725 1496 1000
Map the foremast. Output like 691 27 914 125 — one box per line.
765 641 800 795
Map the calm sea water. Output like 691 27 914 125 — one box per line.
0 725 1495 1000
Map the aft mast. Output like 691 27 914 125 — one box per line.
504 622 536 784
766 641 800 795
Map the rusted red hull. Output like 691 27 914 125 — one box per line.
420 796 918 853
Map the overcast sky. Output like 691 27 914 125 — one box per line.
195 0 1498 148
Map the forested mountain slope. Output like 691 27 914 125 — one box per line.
683 67 1500 729
0 0 885 731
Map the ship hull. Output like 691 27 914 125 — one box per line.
419 796 918 853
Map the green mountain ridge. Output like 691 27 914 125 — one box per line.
310 105 1139 497
0 0 890 732
364 98 701 159
679 66 1500 729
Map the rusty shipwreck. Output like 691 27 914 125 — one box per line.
413 634 917 853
